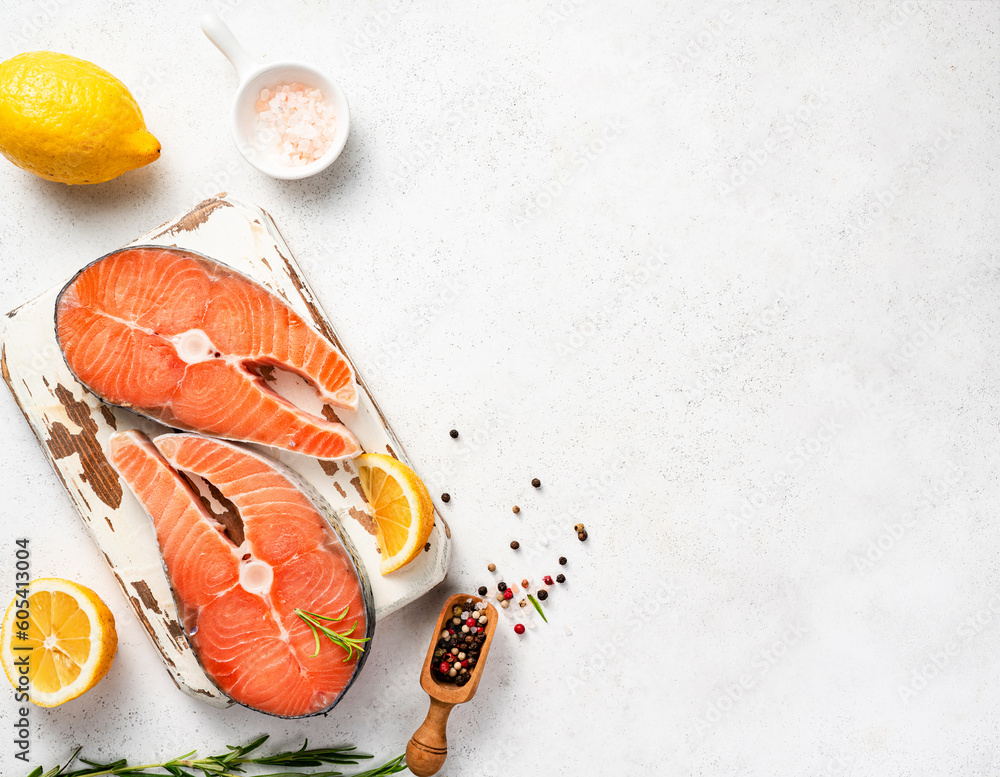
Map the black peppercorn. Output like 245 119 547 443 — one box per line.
532 478 541 488
559 556 567 565
450 429 459 438
556 574 565 583
441 493 451 503
537 589 548 601
578 530 588 542
478 586 487 596
497 581 507 592
510 540 520 550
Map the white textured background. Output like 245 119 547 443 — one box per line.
1 1 999 775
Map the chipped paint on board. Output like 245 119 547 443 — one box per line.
46 384 122 509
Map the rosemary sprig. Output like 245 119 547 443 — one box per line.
25 736 406 777
294 606 369 661
527 593 548 623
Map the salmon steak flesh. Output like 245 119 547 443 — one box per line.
108 430 375 717
56 246 360 460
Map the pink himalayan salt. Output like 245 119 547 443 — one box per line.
253 83 337 166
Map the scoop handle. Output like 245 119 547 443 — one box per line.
200 13 258 80
406 697 454 777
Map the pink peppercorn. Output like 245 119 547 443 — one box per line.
543 575 554 586
461 660 469 667
466 618 476 627
514 624 525 635
503 589 513 600
439 662 449 673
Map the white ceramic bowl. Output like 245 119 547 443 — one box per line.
201 14 350 180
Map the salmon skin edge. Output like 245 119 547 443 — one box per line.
53 244 360 460
110 430 376 718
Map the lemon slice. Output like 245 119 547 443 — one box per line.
1 578 118 707
356 453 435 575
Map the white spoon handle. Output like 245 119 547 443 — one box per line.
200 13 258 80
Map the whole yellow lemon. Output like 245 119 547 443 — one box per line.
0 51 160 185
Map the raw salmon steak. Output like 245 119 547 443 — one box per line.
56 246 360 460
108 430 374 718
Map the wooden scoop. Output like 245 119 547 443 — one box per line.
406 593 498 776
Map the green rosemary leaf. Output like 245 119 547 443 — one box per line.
25 740 396 777
294 607 369 661
230 736 269 758
252 742 370 767
527 594 548 623
250 771 345 777
348 755 408 777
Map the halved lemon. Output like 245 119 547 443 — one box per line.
356 453 435 575
1 578 117 707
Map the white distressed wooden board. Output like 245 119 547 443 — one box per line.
0 194 451 708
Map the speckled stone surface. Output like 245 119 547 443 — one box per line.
0 1 999 774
